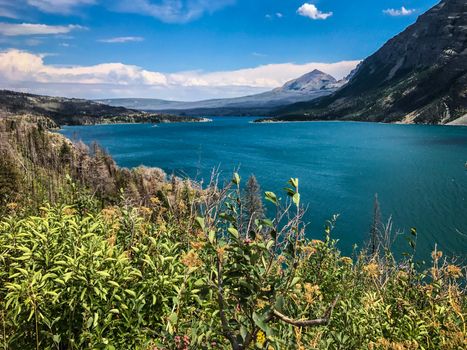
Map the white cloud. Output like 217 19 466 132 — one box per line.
26 0 96 14
0 0 19 19
0 49 360 100
383 6 415 16
98 36 144 43
110 0 235 24
266 12 283 20
0 23 86 36
297 3 332 20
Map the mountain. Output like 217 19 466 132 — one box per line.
0 90 201 125
263 0 467 124
98 70 342 116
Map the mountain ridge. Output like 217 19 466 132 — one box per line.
262 0 467 124
97 69 344 116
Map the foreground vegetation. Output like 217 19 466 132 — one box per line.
0 116 465 349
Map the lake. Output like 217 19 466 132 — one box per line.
60 117 467 260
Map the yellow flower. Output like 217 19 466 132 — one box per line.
6 202 18 211
139 206 152 216
190 241 205 250
431 250 443 260
363 262 380 278
101 207 119 222
303 283 321 304
256 330 266 346
311 239 323 246
62 207 76 216
149 197 160 205
181 250 203 268
216 246 226 260
446 265 462 279
341 257 353 265
256 299 267 309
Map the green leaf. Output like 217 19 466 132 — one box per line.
168 312 178 324
288 178 299 189
227 227 239 239
208 230 216 244
265 191 277 205
292 193 300 207
252 312 268 332
124 289 137 298
232 172 241 185
289 276 300 288
195 217 205 230
274 295 285 312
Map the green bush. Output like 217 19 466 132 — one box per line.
0 176 465 349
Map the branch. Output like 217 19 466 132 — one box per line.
216 257 240 350
273 295 340 327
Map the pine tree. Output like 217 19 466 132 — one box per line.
243 175 264 228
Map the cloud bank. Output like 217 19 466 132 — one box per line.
0 49 360 100
26 0 96 14
297 3 333 20
0 23 85 36
109 0 235 24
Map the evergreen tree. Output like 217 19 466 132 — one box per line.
243 175 264 228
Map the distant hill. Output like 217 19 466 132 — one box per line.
0 90 201 125
263 0 467 125
98 70 345 116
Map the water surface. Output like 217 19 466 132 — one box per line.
60 118 467 259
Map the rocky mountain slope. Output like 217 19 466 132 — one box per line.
0 90 201 125
264 0 467 124
98 70 343 116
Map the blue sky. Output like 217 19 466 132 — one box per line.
0 0 439 100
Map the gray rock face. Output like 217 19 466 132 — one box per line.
274 0 467 124
279 70 337 92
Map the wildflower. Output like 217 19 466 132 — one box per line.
301 245 316 257
139 206 152 216
181 250 203 268
431 250 443 260
150 197 160 205
107 234 116 247
304 283 321 304
216 246 226 260
363 262 380 278
62 207 76 216
101 207 119 223
446 265 462 279
6 202 18 211
397 270 408 280
311 239 323 246
256 330 266 347
190 241 205 250
256 299 266 309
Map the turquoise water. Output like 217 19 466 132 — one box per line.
60 117 467 259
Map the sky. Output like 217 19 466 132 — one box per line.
0 0 439 101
